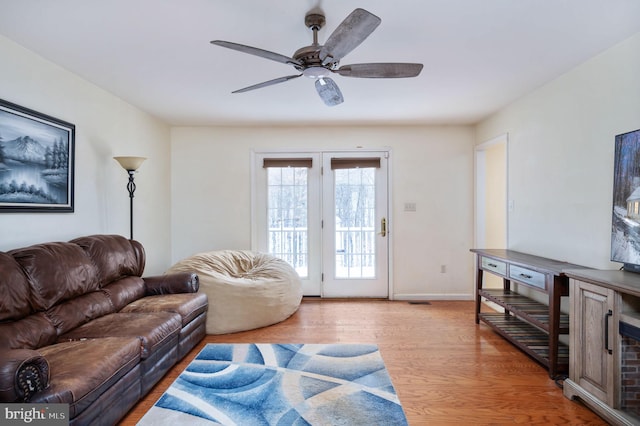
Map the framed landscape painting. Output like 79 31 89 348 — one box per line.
0 99 75 212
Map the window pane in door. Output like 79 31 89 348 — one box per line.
334 167 376 278
267 167 308 277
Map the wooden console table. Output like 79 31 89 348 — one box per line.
470 249 587 378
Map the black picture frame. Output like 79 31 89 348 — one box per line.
0 99 75 212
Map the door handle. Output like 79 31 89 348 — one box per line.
379 217 387 237
605 309 613 355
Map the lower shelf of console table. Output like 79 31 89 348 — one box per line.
479 312 569 372
480 289 570 331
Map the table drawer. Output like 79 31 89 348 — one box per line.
509 265 546 290
481 256 507 275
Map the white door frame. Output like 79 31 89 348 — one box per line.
251 148 394 299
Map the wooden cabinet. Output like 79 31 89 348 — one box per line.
564 269 640 426
471 249 586 378
569 279 617 405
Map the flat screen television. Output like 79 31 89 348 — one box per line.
611 128 640 272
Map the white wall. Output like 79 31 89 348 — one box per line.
476 32 640 269
171 125 476 299
0 35 172 275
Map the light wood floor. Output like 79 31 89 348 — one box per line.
120 299 607 425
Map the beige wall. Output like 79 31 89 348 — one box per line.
171 125 476 299
476 137 507 289
484 141 507 249
476 32 640 269
0 35 172 274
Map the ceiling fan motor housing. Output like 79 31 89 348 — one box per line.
293 45 337 75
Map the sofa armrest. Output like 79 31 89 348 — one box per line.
143 272 199 295
0 349 50 402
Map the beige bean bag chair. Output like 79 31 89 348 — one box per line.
167 250 302 334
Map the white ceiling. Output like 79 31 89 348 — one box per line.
1 0 639 126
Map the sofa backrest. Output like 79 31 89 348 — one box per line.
10 242 101 311
71 234 147 311
0 234 147 349
0 252 59 349
0 252 32 322
70 234 145 285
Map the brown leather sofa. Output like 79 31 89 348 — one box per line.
0 234 208 425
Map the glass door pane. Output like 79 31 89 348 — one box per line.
334 167 376 278
267 166 308 278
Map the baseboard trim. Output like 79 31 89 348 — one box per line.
393 293 474 301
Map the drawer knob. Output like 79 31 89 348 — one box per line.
488 263 498 268
520 273 533 279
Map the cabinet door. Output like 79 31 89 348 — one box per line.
570 279 617 405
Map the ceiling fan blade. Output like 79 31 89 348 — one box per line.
335 63 424 78
315 77 344 106
211 40 301 67
232 74 302 93
319 8 381 65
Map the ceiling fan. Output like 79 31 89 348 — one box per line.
210 8 423 106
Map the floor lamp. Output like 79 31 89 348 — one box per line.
114 156 146 240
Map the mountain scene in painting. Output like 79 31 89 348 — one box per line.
0 109 71 205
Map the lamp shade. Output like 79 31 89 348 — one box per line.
114 156 146 171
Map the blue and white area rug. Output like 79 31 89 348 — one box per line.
138 343 408 425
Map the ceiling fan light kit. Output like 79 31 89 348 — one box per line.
210 8 423 106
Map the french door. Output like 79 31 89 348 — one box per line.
253 150 389 297
321 153 389 297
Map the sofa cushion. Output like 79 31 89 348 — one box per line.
0 252 32 321
58 312 182 359
0 313 57 350
70 235 144 285
120 293 208 326
45 291 115 336
32 337 141 419
10 242 100 311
